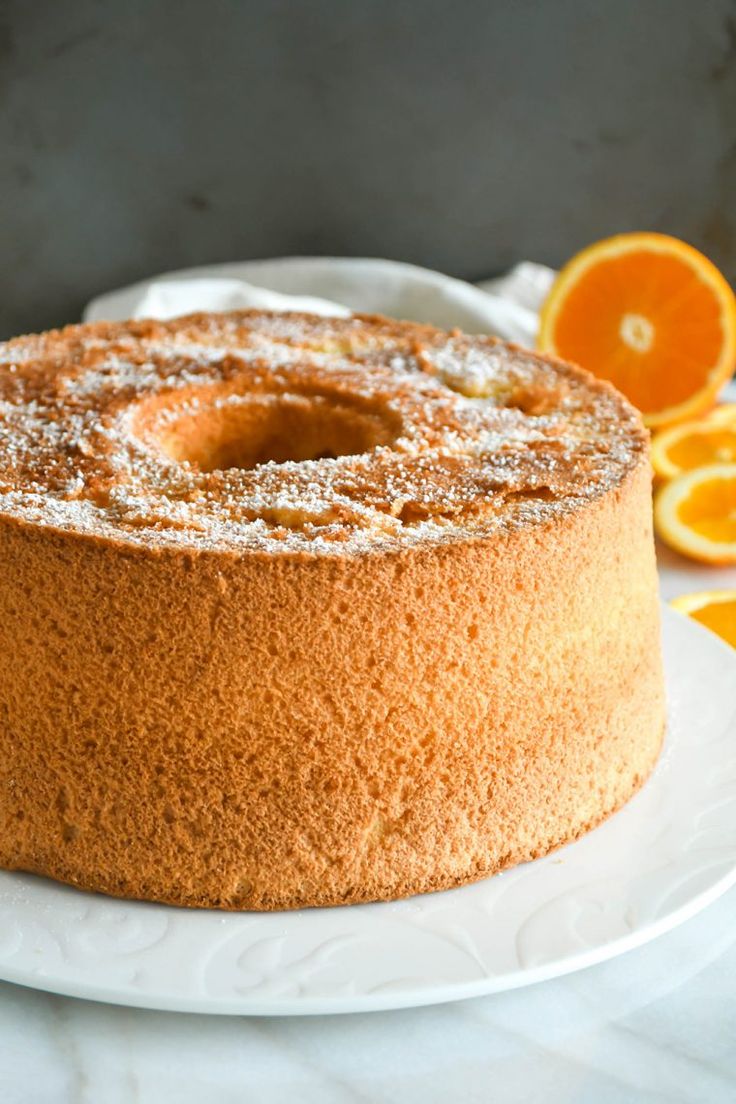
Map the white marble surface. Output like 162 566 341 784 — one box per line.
1 881 736 1103
1 553 735 1102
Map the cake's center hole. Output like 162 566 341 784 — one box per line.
152 392 399 472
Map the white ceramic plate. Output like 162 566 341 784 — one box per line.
0 606 734 1016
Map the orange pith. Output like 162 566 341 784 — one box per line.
538 233 736 428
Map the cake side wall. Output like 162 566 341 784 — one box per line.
0 457 664 908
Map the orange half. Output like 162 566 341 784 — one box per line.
670 590 736 648
538 233 736 428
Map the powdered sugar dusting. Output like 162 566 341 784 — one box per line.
0 312 647 556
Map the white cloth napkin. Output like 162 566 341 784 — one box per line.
84 257 557 347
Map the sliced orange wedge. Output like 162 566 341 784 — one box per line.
538 232 736 428
654 463 736 563
670 589 736 648
651 419 736 480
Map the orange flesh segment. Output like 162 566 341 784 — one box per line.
667 428 736 470
689 601 736 648
677 475 736 542
552 251 726 415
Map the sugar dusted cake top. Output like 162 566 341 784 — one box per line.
0 311 648 555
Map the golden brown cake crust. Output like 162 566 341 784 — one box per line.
0 311 665 909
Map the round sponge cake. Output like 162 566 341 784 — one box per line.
0 311 665 909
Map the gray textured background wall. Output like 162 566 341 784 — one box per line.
0 0 735 338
